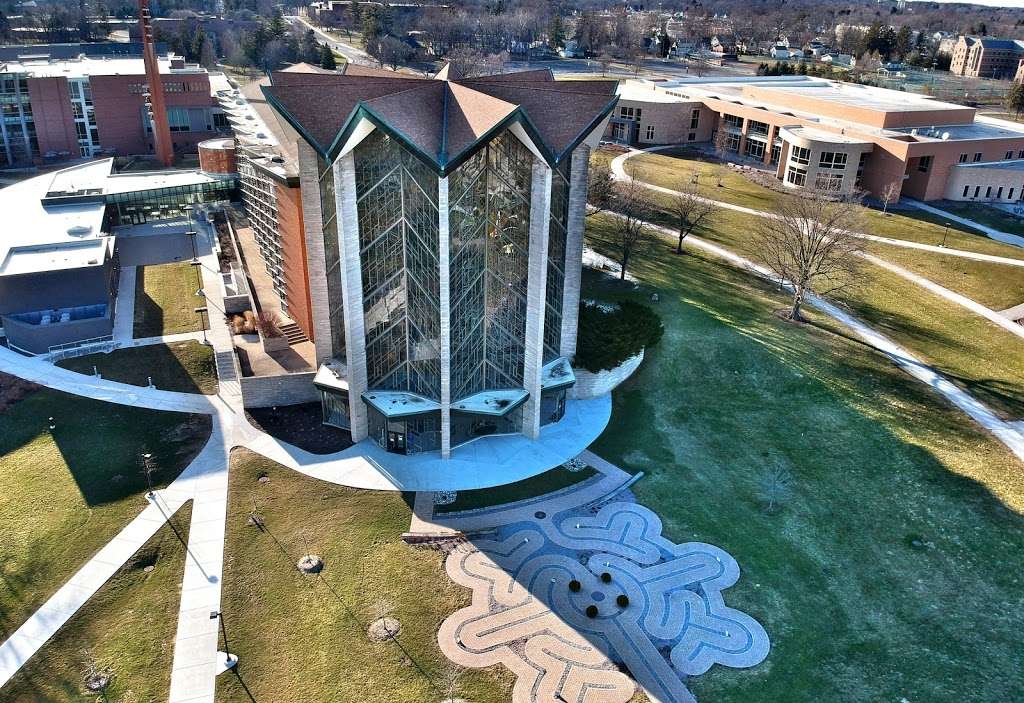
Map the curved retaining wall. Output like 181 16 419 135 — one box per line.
569 350 644 400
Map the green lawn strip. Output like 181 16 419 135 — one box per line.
605 147 1024 259
134 262 208 338
216 450 513 703
1 503 192 702
933 201 1024 238
436 465 599 514
865 241 1024 311
0 390 211 640
57 341 218 395
581 235 1024 703
839 263 1024 419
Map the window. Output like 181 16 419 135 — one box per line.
814 173 843 192
973 152 983 162
986 186 992 198
959 153 968 163
723 114 743 130
688 132 696 141
745 139 765 160
747 120 770 137
645 124 655 140
167 107 191 132
790 146 810 165
611 122 626 141
1018 150 1024 158
619 106 634 119
724 132 741 152
963 185 970 197
998 186 1004 198
974 185 981 198
819 151 847 170
917 155 933 173
1010 188 1015 200
770 143 782 165
690 108 700 129
786 165 807 186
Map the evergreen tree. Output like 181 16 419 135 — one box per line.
1006 82 1024 117
269 9 286 39
320 43 337 70
548 14 564 49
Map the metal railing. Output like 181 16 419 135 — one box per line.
47 335 116 362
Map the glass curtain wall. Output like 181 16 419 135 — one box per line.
543 158 570 361
354 130 441 400
448 129 533 402
319 154 346 361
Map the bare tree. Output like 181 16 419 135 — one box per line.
598 52 614 76
757 466 793 513
753 193 865 321
880 180 901 215
586 160 616 217
669 179 717 254
608 170 656 280
438 664 464 703
713 129 732 186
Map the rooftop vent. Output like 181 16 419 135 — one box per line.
67 225 93 236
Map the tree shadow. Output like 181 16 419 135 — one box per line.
132 266 165 338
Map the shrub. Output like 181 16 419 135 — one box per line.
574 300 663 373
585 605 599 618
616 594 629 608
569 579 582 592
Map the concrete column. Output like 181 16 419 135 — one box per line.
522 159 552 440
559 145 590 360
437 176 452 459
763 126 777 166
297 140 333 364
334 152 369 442
738 118 748 158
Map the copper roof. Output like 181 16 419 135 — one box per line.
262 66 618 173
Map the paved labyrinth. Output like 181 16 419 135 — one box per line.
439 502 769 703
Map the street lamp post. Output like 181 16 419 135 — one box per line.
210 610 237 671
140 452 155 498
194 306 210 346
941 221 951 247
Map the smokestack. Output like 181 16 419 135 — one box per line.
138 0 174 167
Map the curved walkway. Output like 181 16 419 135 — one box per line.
607 210 1024 464
905 199 1024 250
610 146 1024 268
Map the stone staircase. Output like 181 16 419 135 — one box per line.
279 322 309 346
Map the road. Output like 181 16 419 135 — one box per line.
285 15 374 65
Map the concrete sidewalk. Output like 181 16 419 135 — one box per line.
905 199 1024 250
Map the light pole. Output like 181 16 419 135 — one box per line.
140 452 155 498
941 221 951 247
210 610 237 671
194 306 210 346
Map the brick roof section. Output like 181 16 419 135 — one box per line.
262 68 617 169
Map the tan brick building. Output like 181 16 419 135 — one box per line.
950 36 1024 79
608 76 1024 203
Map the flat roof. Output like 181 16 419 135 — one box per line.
0 158 228 277
362 390 441 418
0 54 206 78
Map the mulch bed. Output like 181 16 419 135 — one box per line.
0 371 41 413
245 402 352 455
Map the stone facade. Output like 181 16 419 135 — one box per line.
569 352 644 401
240 371 319 408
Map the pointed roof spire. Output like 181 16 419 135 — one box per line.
433 62 462 81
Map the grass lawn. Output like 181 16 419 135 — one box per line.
582 223 1024 703
2 504 192 702
57 341 218 395
604 147 1024 259
134 262 208 338
865 242 1024 311
216 450 513 703
436 464 599 514
0 389 210 640
840 262 1024 419
934 201 1024 238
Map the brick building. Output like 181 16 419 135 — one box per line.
950 35 1024 79
0 53 228 167
610 76 1024 203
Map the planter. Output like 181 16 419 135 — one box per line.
569 350 644 400
261 333 290 353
